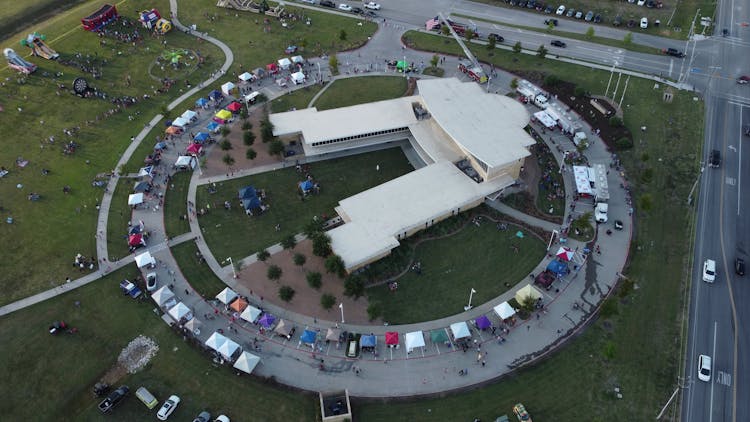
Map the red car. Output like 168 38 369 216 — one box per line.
738 75 750 85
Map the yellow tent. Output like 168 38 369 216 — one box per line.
215 109 232 120
515 284 542 304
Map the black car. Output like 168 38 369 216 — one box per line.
365 10 377 17
550 40 566 47
320 0 335 7
544 5 554 13
627 19 636 28
736 258 746 276
709 150 721 168
488 33 505 42
663 48 685 58
544 18 558 26
613 15 622 26
352 6 364 13
594 14 602 23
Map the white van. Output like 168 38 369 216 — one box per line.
135 386 158 409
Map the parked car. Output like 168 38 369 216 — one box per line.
98 385 129 414
637 0 646 5
613 15 623 26
364 1 381 10
595 202 608 223
640 17 648 28
488 33 505 42
319 0 335 7
566 8 575 17
614 220 624 230
575 11 583 19
544 5 554 13
698 354 712 382
214 416 230 422
594 14 602 23
135 386 158 409
146 272 157 292
157 395 181 420
556 5 566 15
702 259 716 283
544 18 558 26
193 411 211 422
299 0 316 3
663 48 685 58
364 10 377 17
646 0 656 7
738 75 750 84
584 11 594 21
351 6 363 13
513 403 533 421
550 40 567 47
338 3 352 11
627 19 637 28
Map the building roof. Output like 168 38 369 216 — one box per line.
416 78 534 168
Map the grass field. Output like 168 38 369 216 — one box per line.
367 222 546 324
196 147 414 261
270 84 323 113
0 265 317 421
171 241 226 298
107 178 135 261
350 31 704 421
164 171 191 238
314 76 408 110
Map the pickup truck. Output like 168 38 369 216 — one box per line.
120 279 142 299
98 385 129 413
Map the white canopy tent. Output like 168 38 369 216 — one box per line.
277 57 292 70
515 284 543 304
217 337 241 360
405 331 426 353
240 305 262 323
167 302 193 322
174 155 196 169
449 321 471 340
533 110 557 129
238 72 254 82
151 286 175 307
181 110 197 121
205 331 227 351
273 319 293 337
134 251 155 268
216 287 238 305
233 351 260 374
128 193 144 205
221 81 236 96
291 71 305 85
244 91 260 104
172 117 188 127
138 166 154 178
493 301 516 320
291 55 304 64
572 166 594 195
184 317 202 335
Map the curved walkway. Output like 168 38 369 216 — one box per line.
0 10 634 398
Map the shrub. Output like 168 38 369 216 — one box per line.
325 254 346 279
344 273 365 299
268 139 285 157
278 285 295 302
513 41 522 53
609 116 623 127
256 249 270 262
220 139 232 150
312 232 332 257
329 54 339 74
537 44 548 58
243 130 255 145
307 271 322 289
260 118 275 143
339 29 347 41
599 297 619 318
487 36 496 51
239 107 248 119
293 253 306 267
281 235 296 250
321 294 336 310
220 126 231 136
574 86 586 97
242 121 253 131
246 148 257 160
615 137 633 150
585 26 595 39
510 78 519 89
222 154 235 167
267 265 282 281
544 74 561 87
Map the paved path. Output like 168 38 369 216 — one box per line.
0 10 635 397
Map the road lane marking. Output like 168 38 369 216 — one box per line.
740 109 745 216
717 371 732 386
710 320 717 422
725 177 736 186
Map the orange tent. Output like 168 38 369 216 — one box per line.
165 126 182 135
230 297 248 313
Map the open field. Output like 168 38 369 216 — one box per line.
171 241 226 298
0 265 317 420
314 76 408 110
164 171 191 238
270 84 323 112
367 221 546 324
196 147 414 261
107 178 135 261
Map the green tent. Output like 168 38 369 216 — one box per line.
396 60 408 70
430 329 449 343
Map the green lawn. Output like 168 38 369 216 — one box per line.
171 241 226 299
353 31 703 421
0 265 317 421
197 147 413 261
313 76 409 110
367 222 546 324
270 84 323 113
164 171 191 238
107 178 135 261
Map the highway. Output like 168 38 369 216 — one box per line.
362 0 750 420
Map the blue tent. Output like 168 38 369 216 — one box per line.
194 132 210 143
242 197 261 211
299 180 313 192
300 329 317 345
164 120 172 127
195 97 208 107
546 260 570 277
239 186 257 200
129 225 142 235
206 121 221 132
209 90 223 101
154 142 167 150
360 334 377 348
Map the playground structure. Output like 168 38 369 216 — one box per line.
81 4 119 31
138 9 172 34
215 0 285 17
20 33 59 60
4 48 37 74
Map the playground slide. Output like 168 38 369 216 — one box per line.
4 48 37 75
32 38 59 60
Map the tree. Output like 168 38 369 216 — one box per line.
510 78 519 89
609 116 623 127
623 32 633 45
344 273 365 299
267 264 282 281
311 232 332 257
304 218 325 237
220 139 232 150
325 254 346 278
430 54 439 68
243 130 255 145
259 0 269 13
281 234 296 250
260 117 274 143
487 36 496 51
585 26 595 39
328 54 339 74
547 21 555 31
544 74 561 87
307 271 322 289
221 126 231 137
239 107 248 119
278 285 295 302
339 29 347 41
320 294 336 310
245 148 257 160
293 253 306 267
256 248 270 262
464 28 474 42
222 154 235 169
268 139 285 157
440 25 450 36
242 121 253 131
513 41 522 53
537 44 548 59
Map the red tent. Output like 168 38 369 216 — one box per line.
266 63 279 74
385 331 399 346
186 143 202 156
226 101 242 113
128 233 144 247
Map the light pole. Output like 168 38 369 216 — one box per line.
339 303 345 323
223 257 237 279
403 55 407 78
464 288 476 311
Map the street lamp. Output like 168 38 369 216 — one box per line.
223 257 237 279
339 303 345 324
464 288 476 311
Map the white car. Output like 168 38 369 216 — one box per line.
555 5 566 15
364 1 381 10
698 354 712 382
146 272 157 292
214 416 230 422
702 259 716 283
338 3 352 11
594 202 608 223
640 17 648 28
299 0 316 3
637 0 646 5
157 395 181 420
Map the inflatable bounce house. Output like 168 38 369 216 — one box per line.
139 9 172 34
4 48 37 74
20 33 59 60
81 4 119 31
